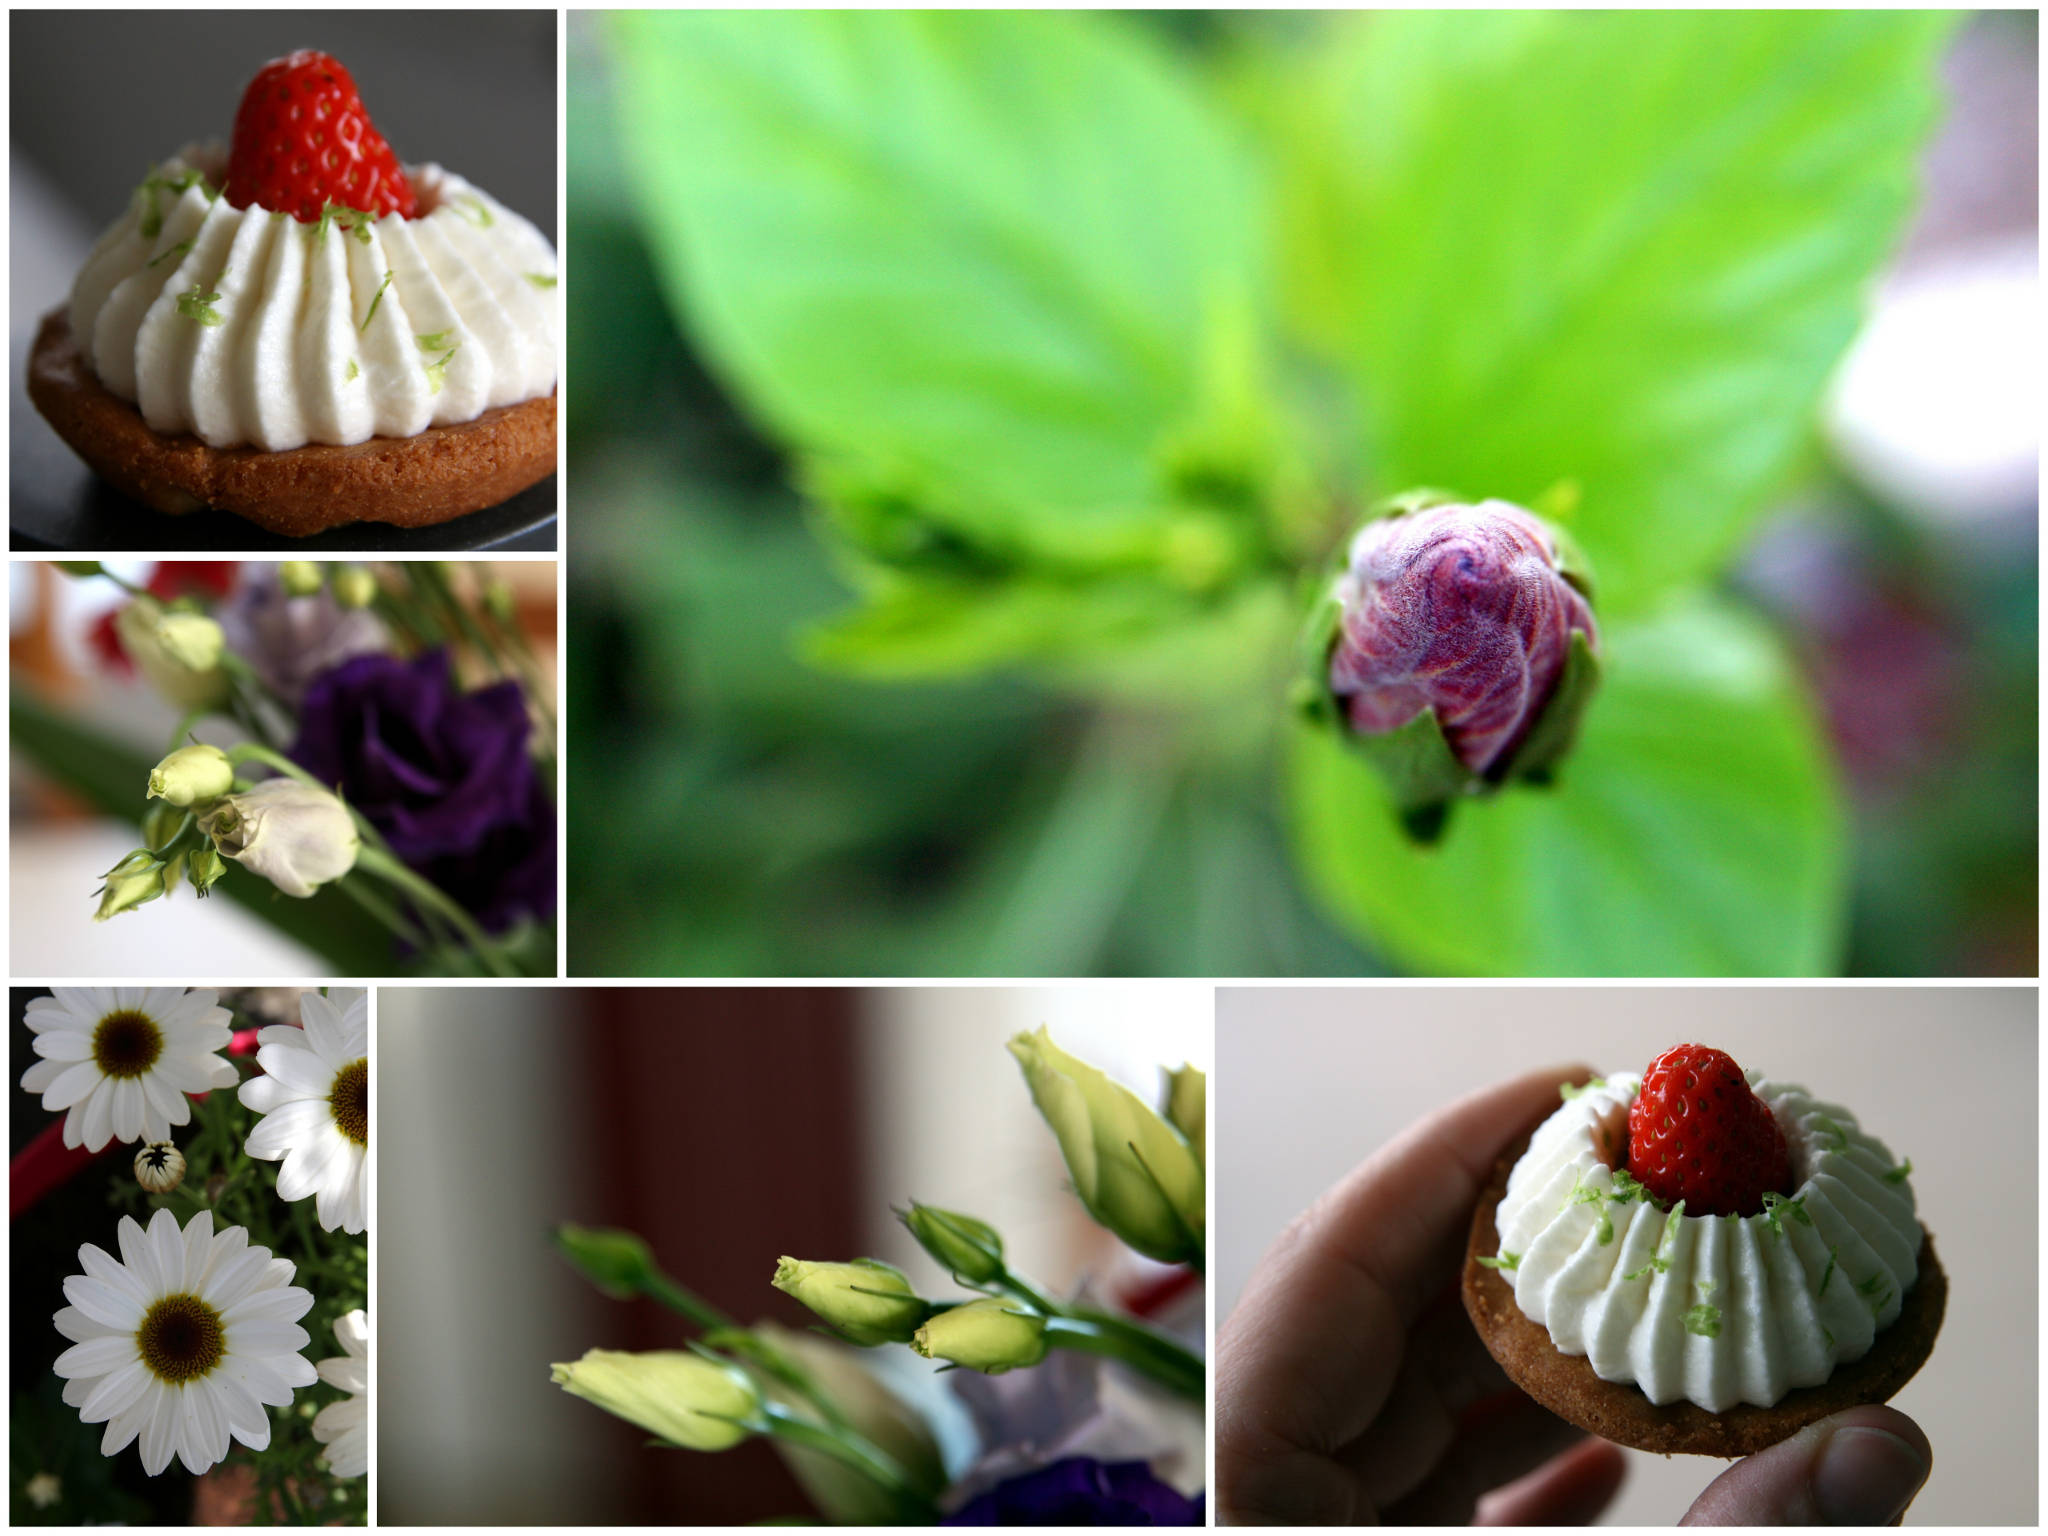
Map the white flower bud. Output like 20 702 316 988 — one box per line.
200 780 359 898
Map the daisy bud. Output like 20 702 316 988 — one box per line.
1163 1064 1206 1173
148 743 235 807
279 560 324 597
332 566 377 610
900 1204 1006 1286
199 779 359 898
134 1141 186 1194
114 598 228 710
772 1257 931 1346
1008 1027 1205 1266
551 1348 761 1451
910 1298 1048 1375
94 856 167 921
1316 496 1599 838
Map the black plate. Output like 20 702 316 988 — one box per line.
10 389 557 553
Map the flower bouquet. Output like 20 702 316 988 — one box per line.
12 561 556 976
552 1028 1206 1524
11 987 368 1525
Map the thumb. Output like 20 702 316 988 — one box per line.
1680 1406 1931 1526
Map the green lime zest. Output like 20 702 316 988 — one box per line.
312 201 379 245
1682 1302 1722 1338
1818 1245 1838 1297
147 238 195 271
1814 1115 1850 1152
345 359 360 383
359 270 395 333
455 194 496 228
415 330 455 353
1623 1200 1686 1281
176 277 225 326
1476 1251 1520 1272
1565 1177 1614 1245
1559 1076 1606 1102
1761 1191 1812 1238
136 167 208 239
421 342 459 396
525 272 558 290
1821 1324 1836 1349
1882 1157 1913 1185
1855 1270 1892 1317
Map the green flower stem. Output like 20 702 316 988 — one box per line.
759 1403 938 1518
164 708 206 756
984 1265 1204 1401
331 870 431 951
224 742 517 975
1040 1314 1205 1401
353 846 517 978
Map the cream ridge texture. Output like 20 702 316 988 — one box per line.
1492 1072 1921 1414
69 148 560 453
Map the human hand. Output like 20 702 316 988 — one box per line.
1216 1063 1933 1525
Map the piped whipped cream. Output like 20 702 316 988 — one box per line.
69 148 560 452
1492 1072 1920 1413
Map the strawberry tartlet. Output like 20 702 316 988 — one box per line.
27 50 559 536
1463 1045 1944 1456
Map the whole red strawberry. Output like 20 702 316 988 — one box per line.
1626 1044 1791 1217
224 50 416 224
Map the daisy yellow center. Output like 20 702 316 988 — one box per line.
330 1058 368 1146
92 1011 164 1079
137 1293 225 1384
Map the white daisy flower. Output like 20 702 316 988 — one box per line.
53 1207 316 1476
20 988 236 1152
238 990 368 1234
311 1310 369 1478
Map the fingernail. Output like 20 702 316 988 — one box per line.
1811 1424 1930 1524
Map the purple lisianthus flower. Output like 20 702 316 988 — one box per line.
291 649 554 931
217 565 387 706
1329 499 1597 776
945 1458 1202 1526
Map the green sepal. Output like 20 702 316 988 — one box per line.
1499 628 1601 785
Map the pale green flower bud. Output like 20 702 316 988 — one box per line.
901 1204 1005 1285
94 856 167 921
772 1257 930 1346
332 566 377 609
148 743 234 807
550 1349 760 1451
188 844 227 895
1163 1064 1206 1173
155 612 225 672
1008 1027 1204 1265
141 801 186 850
910 1298 1047 1375
199 779 359 898
279 560 324 597
114 598 227 710
555 1225 659 1298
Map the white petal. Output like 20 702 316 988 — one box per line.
79 1081 116 1152
38 1058 106 1112
79 1362 153 1425
139 1379 178 1476
62 1275 145 1331
225 1318 309 1357
31 1028 95 1061
55 1334 141 1378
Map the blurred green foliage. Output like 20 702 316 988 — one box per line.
568 11 2025 976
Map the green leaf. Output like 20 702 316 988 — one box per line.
606 10 1265 564
1286 596 1847 974
1272 10 1952 610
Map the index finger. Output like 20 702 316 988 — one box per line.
1220 1061 1592 1463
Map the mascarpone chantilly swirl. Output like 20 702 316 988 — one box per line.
69 147 560 452
1493 1072 1920 1413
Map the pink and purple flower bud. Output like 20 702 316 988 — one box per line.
1330 499 1597 777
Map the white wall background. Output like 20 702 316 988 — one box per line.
1216 985 2035 1525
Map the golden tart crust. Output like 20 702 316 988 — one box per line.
28 306 554 538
